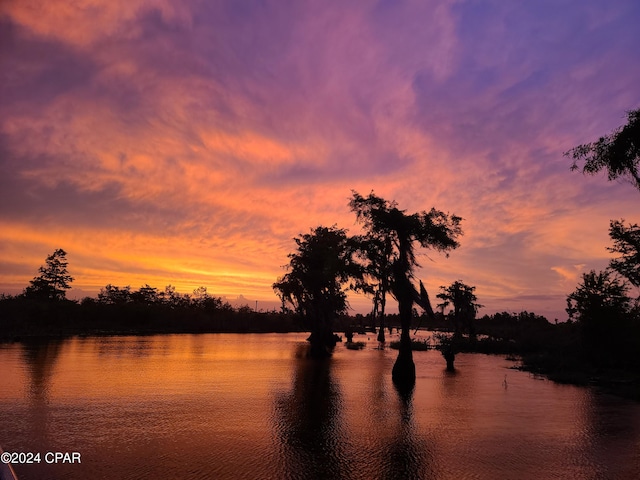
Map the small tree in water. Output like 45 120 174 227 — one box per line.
437 281 482 339
24 248 74 301
274 226 362 358
349 191 462 390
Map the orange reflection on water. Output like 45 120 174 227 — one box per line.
21 334 301 403
2 334 640 480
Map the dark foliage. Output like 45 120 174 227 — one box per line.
436 280 482 338
566 270 637 367
566 108 640 191
273 225 363 357
0 285 302 341
23 249 74 301
608 220 640 287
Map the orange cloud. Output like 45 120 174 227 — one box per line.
1 0 192 47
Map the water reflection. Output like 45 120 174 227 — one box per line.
273 344 352 480
94 335 160 358
20 339 63 443
21 339 62 401
0 334 639 480
273 343 437 480
579 390 640 479
382 390 434 480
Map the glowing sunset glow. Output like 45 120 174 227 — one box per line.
1 0 639 319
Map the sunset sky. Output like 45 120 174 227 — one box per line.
1 0 639 320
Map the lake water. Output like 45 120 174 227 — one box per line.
1 333 639 479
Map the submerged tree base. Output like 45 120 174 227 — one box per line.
307 330 341 358
392 347 416 393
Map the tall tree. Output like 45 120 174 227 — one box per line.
274 226 362 357
349 191 462 389
566 108 640 191
24 248 74 301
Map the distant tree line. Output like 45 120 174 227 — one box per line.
0 249 302 339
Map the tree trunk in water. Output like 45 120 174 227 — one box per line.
392 298 415 391
308 331 336 358
377 294 387 343
443 347 455 371
377 315 386 342
308 314 336 358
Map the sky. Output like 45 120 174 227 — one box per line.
1 0 639 320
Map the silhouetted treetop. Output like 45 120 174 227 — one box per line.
566 108 640 191
566 270 631 321
437 280 482 338
273 225 363 356
24 248 73 301
349 191 463 268
274 226 360 315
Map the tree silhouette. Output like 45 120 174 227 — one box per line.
349 191 462 389
437 280 482 338
274 226 362 357
351 230 394 342
566 269 632 365
97 284 132 304
24 249 74 301
566 108 640 191
608 219 640 288
132 284 160 305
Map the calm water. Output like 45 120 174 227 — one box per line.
1 333 639 479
